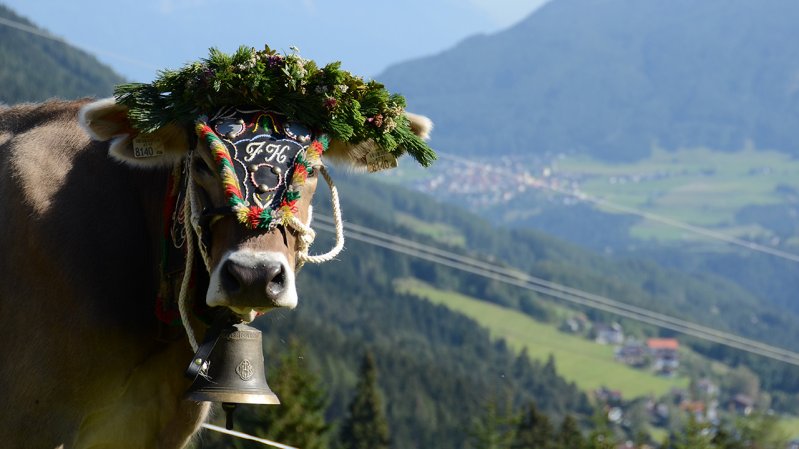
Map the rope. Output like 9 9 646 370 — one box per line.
201 423 299 449
290 166 345 271
178 156 201 352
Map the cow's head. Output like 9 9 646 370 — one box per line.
79 99 433 320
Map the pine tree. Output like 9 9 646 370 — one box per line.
339 351 390 449
511 401 555 449
468 397 515 449
233 339 330 449
556 415 586 449
586 409 615 449
673 415 713 449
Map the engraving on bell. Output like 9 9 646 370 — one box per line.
257 184 270 194
236 360 255 381
185 322 280 405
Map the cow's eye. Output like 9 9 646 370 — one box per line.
308 165 322 177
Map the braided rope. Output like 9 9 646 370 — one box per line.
289 167 345 271
178 157 200 352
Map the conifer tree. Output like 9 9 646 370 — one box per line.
673 415 713 449
556 415 586 449
339 351 390 449
511 401 555 449
233 339 330 449
586 409 615 449
468 397 515 449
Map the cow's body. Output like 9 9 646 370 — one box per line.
0 90 432 447
0 100 209 448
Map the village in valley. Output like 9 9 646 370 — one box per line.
559 313 782 443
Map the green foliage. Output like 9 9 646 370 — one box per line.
338 351 390 449
511 402 556 449
115 45 435 166
0 5 124 104
467 398 517 449
556 415 587 449
239 340 330 449
673 415 714 449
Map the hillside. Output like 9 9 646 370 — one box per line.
378 0 799 161
0 4 124 104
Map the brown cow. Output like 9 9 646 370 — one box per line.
0 98 432 449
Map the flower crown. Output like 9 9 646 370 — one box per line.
114 45 436 167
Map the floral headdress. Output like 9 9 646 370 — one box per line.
114 45 436 167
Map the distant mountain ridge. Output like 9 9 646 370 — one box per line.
378 0 799 161
0 4 124 104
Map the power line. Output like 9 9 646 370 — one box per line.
437 151 799 264
0 16 157 72
313 214 799 366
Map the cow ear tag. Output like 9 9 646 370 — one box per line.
365 148 398 173
132 135 166 158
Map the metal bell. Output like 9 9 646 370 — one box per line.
185 322 280 406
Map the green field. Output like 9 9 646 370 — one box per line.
395 278 689 399
556 147 799 241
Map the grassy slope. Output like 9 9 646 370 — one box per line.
556 147 799 241
395 278 690 399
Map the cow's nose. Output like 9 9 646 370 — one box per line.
220 258 287 304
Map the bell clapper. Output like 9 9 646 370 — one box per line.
222 402 237 430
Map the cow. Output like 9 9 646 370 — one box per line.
0 96 432 449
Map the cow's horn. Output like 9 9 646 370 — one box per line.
185 322 279 428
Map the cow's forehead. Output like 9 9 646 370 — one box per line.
197 107 327 230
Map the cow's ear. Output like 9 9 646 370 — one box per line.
79 98 190 168
324 112 433 170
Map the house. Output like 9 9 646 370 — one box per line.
696 378 719 397
615 340 648 367
595 322 624 345
647 338 680 374
594 387 623 407
560 313 590 334
729 394 754 416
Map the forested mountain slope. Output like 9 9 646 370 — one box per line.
0 4 123 104
378 0 799 161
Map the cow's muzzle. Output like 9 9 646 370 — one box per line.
206 250 298 316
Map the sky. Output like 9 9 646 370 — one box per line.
2 0 550 82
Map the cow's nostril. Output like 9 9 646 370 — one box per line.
265 264 286 299
221 259 245 294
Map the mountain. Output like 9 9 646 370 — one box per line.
378 0 799 161
0 4 124 104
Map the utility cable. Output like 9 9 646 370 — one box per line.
313 215 799 366
0 16 157 71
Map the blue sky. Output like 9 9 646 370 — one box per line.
3 0 549 82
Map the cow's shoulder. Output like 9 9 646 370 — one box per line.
0 99 96 215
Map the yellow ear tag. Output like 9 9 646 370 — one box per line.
365 150 398 173
132 135 166 158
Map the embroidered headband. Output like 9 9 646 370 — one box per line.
196 107 328 230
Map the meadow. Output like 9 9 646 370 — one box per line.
556 147 799 241
394 278 690 399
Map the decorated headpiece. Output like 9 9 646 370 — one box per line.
114 45 436 167
195 107 327 230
